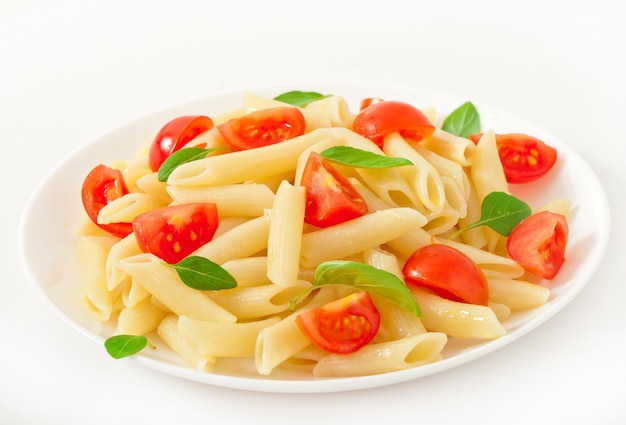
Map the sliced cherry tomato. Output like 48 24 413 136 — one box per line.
148 115 214 171
300 151 368 228
81 164 133 238
468 133 558 183
402 244 489 305
217 107 306 151
506 211 568 279
352 100 435 148
296 291 381 354
359 97 384 111
132 203 219 264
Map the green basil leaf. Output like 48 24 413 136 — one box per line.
273 90 330 107
321 146 413 168
158 147 229 182
449 191 532 239
104 335 149 359
441 101 481 138
289 260 421 317
168 256 237 290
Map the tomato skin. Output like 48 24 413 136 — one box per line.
217 107 306 151
148 115 214 171
300 151 368 228
506 211 568 279
81 164 133 238
296 291 381 354
352 100 435 147
132 203 219 264
402 244 489 305
469 133 558 183
359 97 384 111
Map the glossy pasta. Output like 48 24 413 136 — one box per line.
75 91 567 379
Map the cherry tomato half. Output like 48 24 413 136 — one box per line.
300 151 368 228
506 211 568 279
81 164 133 238
148 115 214 171
217 107 306 151
132 203 219 264
352 100 435 148
469 133 558 183
296 291 381 354
402 244 489 305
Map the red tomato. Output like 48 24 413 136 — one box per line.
506 211 568 279
217 107 306 151
468 133 558 183
300 151 368 228
81 164 133 238
352 100 435 147
359 97 384 111
148 115 214 171
296 291 381 354
402 244 489 305
132 203 219 264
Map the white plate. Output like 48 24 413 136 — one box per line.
18 84 610 393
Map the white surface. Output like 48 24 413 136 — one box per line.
2 0 625 423
18 83 610 393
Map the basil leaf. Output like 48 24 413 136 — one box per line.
104 335 149 359
449 191 531 239
441 101 481 138
168 256 237 290
321 146 413 168
273 90 330 107
158 147 229 182
289 260 421 317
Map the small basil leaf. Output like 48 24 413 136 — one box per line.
273 90 330 107
104 335 149 359
289 260 421 317
321 146 413 168
449 191 532 239
158 147 229 182
441 101 481 138
168 256 237 290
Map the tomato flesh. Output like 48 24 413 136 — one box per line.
217 107 306 151
506 211 568 279
300 151 368 228
132 203 219 264
81 164 133 237
402 244 489 305
469 133 558 183
352 100 435 148
296 291 381 354
148 115 214 171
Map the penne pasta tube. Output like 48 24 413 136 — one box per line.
313 332 447 377
166 128 336 187
300 208 427 268
192 214 271 265
115 253 237 323
410 287 506 339
383 132 445 213
97 192 166 225
178 316 281 358
76 235 120 321
158 315 215 372
422 128 476 167
167 183 275 217
117 298 168 335
267 181 306 287
488 278 551 310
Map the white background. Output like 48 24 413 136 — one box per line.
2 0 625 423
